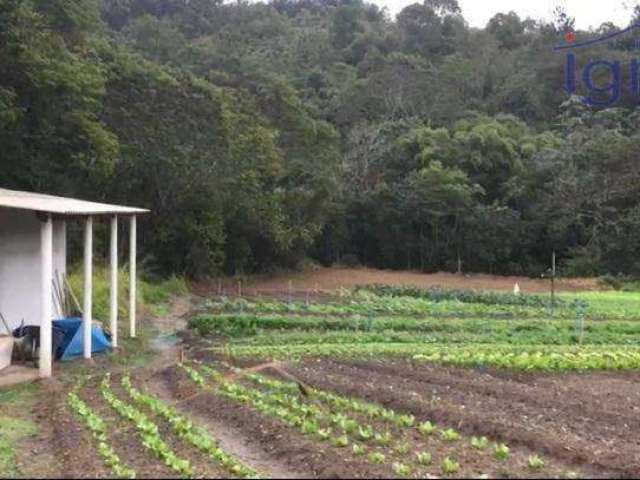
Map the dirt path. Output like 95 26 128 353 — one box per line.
147 295 192 371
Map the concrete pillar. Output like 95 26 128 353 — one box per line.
83 216 93 359
110 216 118 348
39 215 53 378
129 216 137 338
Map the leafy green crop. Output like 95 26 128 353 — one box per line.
418 421 437 436
368 452 385 464
100 375 194 477
396 414 415 427
357 285 559 308
224 342 640 371
440 428 460 442
358 425 374 442
528 454 545 470
494 443 510 461
392 462 411 477
120 375 257 478
333 435 349 448
68 389 136 479
441 456 460 475
374 432 392 447
471 436 489 450
416 451 432 466
352 444 367 456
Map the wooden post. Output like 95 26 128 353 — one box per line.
551 250 556 308
110 216 118 348
129 216 137 338
40 215 53 378
83 216 93 359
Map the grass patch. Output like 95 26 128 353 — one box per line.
0 383 40 477
0 418 38 477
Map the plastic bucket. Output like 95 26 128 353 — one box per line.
0 336 14 371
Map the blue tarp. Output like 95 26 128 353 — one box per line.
52 318 112 361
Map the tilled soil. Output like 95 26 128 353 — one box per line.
46 386 109 479
79 378 177 478
194 267 600 296
158 364 395 479
285 359 639 478
243 367 561 480
110 375 230 479
143 366 304 479
44 351 640 479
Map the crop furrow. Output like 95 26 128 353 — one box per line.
120 375 258 479
68 388 137 479
100 374 194 478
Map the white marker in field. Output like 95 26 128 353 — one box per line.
513 283 521 295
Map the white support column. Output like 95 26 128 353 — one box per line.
83 216 93 359
110 216 118 348
129 215 137 338
40 215 53 379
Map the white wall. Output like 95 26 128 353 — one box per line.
0 208 67 332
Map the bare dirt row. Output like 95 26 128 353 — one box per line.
283 358 640 478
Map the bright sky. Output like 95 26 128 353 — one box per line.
373 0 636 30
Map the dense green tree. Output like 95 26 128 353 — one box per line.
4 0 640 278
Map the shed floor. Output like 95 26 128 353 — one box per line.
0 364 39 388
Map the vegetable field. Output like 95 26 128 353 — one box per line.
179 286 640 477
38 285 640 478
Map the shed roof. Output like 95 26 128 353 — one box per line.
0 188 148 216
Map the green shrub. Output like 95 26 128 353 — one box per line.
67 265 188 321
563 248 605 277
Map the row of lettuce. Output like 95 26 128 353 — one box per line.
68 374 257 479
189 313 640 346
208 343 640 371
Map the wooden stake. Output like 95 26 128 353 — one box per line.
551 250 556 309
0 311 11 335
64 273 83 315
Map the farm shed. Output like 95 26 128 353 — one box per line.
0 188 148 378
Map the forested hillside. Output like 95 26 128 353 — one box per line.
3 0 640 277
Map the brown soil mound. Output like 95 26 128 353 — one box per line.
195 267 601 297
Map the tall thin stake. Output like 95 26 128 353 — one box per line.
0 311 11 335
550 250 556 316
